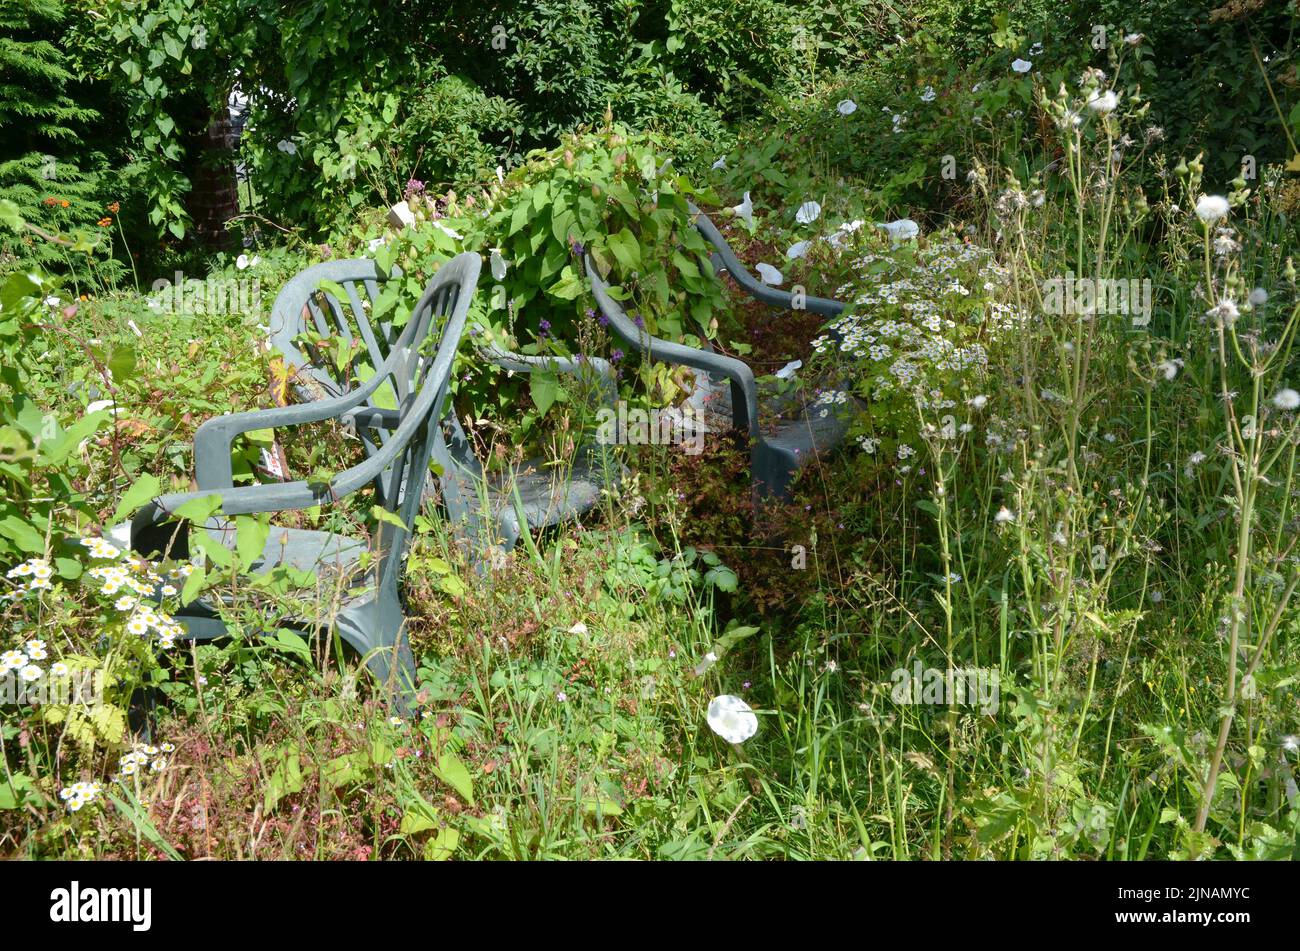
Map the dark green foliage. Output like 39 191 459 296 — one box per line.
0 0 114 275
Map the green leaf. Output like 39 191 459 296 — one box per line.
0 516 44 553
400 804 439 835
423 826 460 860
112 474 162 525
530 372 561 415
179 564 206 605
173 494 222 523
432 750 474 803
704 565 738 592
371 505 407 530
234 514 271 569
606 228 641 273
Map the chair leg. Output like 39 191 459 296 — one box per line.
334 597 417 713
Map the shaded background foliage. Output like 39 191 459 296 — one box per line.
1 0 1297 275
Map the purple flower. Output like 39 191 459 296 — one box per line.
633 313 645 330
404 178 425 201
539 319 551 333
742 680 751 690
598 312 610 327
610 349 624 363
569 237 586 257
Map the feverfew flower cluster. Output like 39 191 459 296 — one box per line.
55 740 177 813
811 233 1025 462
4 537 192 656
4 557 55 597
0 639 63 684
116 740 176 778
59 780 103 813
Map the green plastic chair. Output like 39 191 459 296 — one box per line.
267 258 619 556
122 252 482 700
586 206 857 501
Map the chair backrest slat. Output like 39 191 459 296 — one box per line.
342 279 390 383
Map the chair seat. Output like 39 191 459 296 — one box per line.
204 522 371 578
484 453 608 529
685 366 860 464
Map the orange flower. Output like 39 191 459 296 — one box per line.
97 217 112 227
43 196 58 206
107 202 120 214
60 200 70 208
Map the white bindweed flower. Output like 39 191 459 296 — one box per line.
994 506 1015 524
877 218 919 242
388 200 416 229
276 139 297 154
755 263 784 286
707 694 758 744
775 360 802 380
795 201 822 224
1195 195 1230 223
836 99 858 116
920 86 936 102
1011 58 1032 73
490 248 509 281
1124 32 1144 46
712 155 727 170
786 240 812 260
731 191 754 229
1283 735 1299 753
567 621 588 634
1272 388 1300 410
1087 89 1119 114
967 394 988 409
